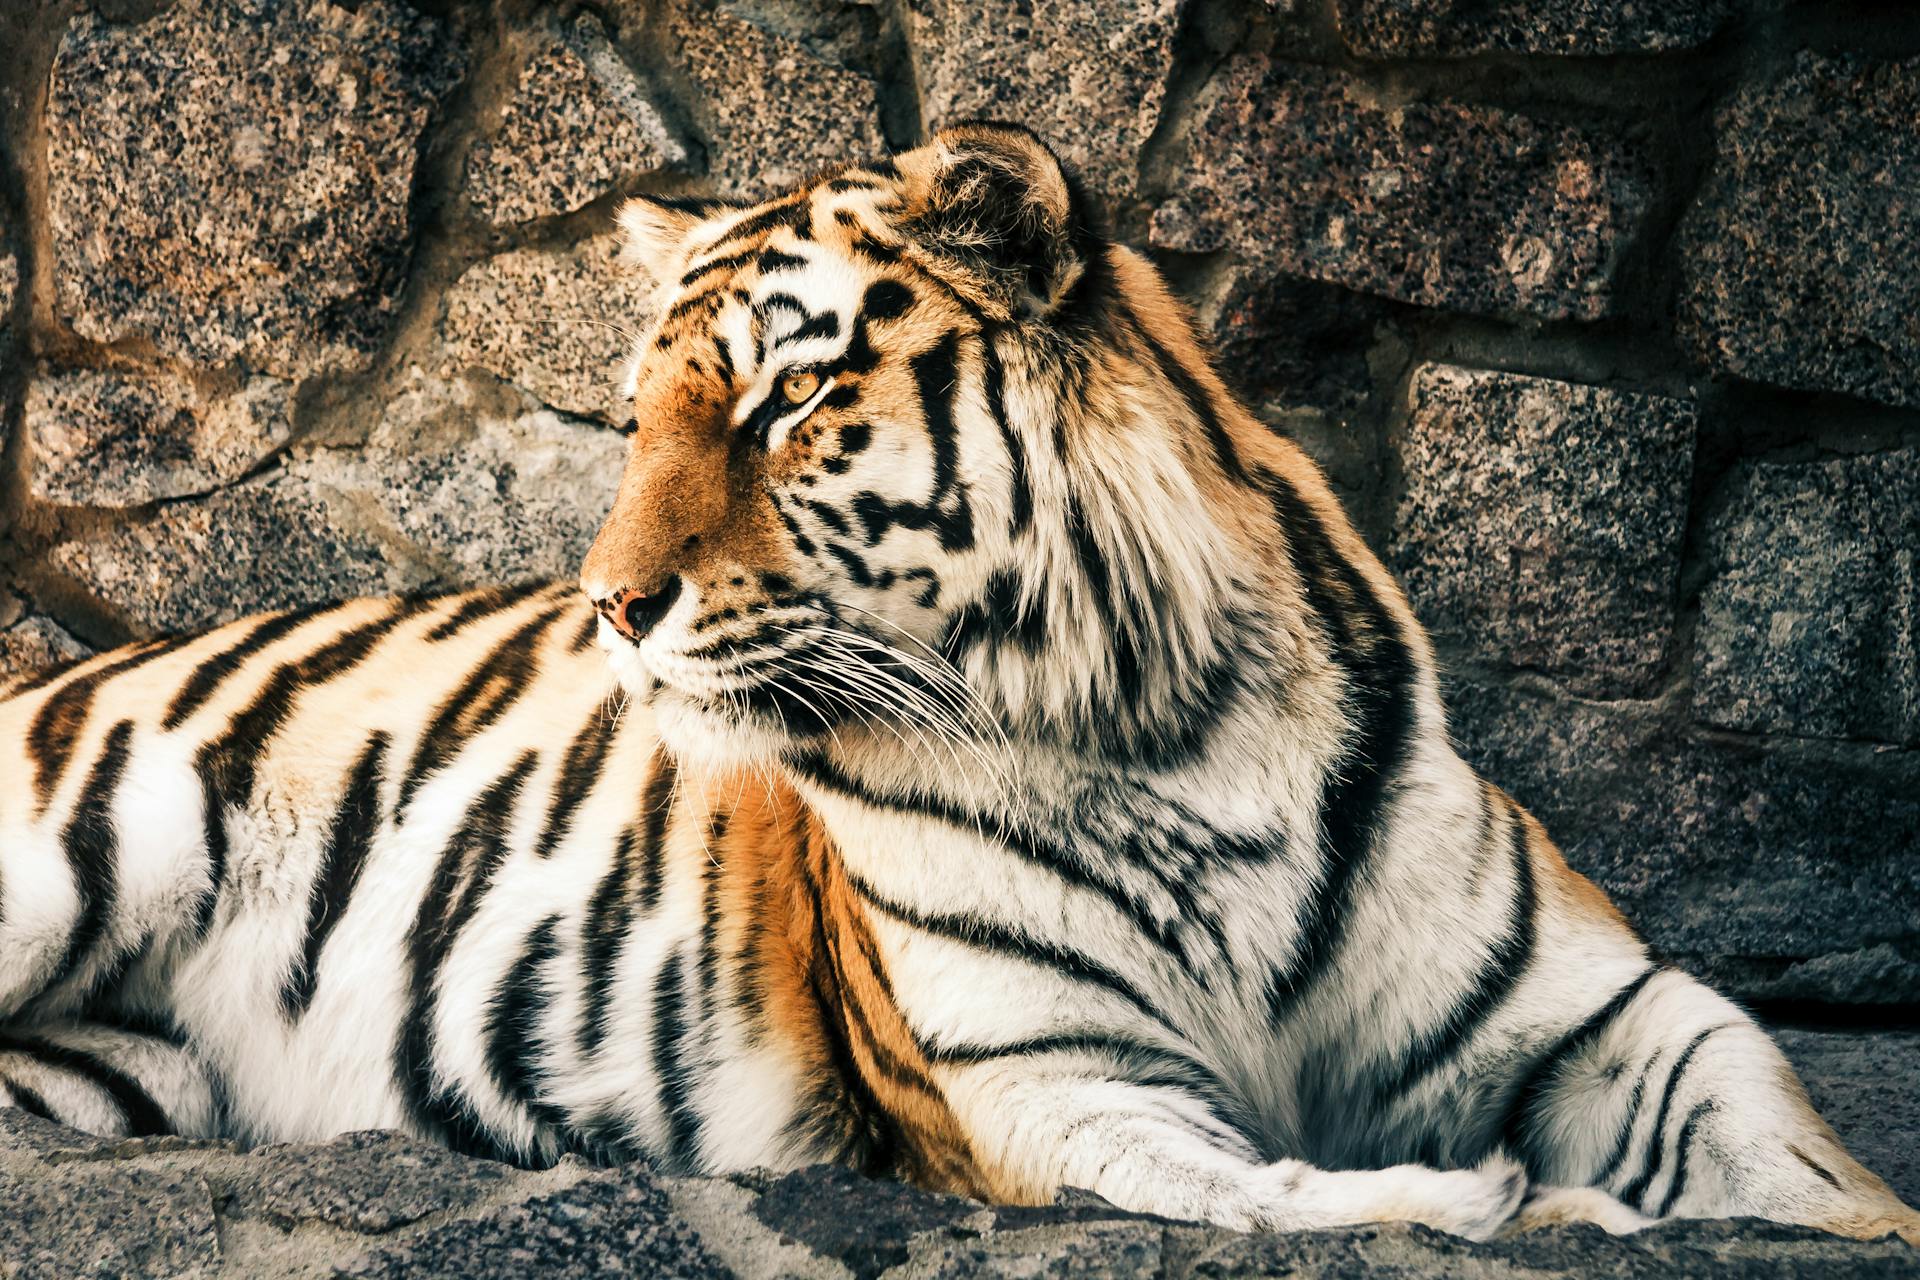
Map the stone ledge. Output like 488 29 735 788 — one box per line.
0 1032 1909 1278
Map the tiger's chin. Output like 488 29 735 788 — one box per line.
648 688 800 772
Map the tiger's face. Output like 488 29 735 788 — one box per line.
582 124 1193 768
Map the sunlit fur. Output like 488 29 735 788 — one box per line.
0 124 1914 1246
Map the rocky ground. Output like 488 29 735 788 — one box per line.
0 1028 1913 1279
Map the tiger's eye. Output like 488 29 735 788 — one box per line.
780 371 822 405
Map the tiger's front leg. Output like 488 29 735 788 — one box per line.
1511 966 1920 1245
940 1048 1528 1238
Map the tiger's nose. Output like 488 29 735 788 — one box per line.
596 575 684 642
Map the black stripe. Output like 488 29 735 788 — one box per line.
1654 1099 1717 1217
651 949 704 1170
534 712 617 859
485 914 565 1125
1379 801 1537 1099
0 1034 169 1136
679 248 756 288
1593 1052 1660 1188
920 1030 1249 1139
191 771 230 940
398 608 562 814
578 829 640 1058
1502 965 1660 1170
1790 1145 1843 1191
2 1076 55 1121
786 751 1202 975
427 581 552 642
195 599 432 937
567 609 600 653
579 755 677 1057
697 199 808 253
696 814 727 1029
1124 306 1248 485
163 603 335 729
636 755 676 913
789 837 905 1173
46 721 136 1001
2 651 96 700
1262 472 1417 1022
28 634 195 813
758 248 808 273
980 338 1031 537
845 869 1181 1038
394 753 539 1161
1620 1023 1726 1211
281 733 388 1020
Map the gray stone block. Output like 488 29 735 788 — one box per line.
440 232 656 423
1335 0 1737 57
1693 452 1918 746
750 1163 977 1278
1151 62 1652 321
662 0 886 198
911 0 1181 209
48 0 462 377
338 1163 730 1279
465 16 685 227
1390 363 1696 695
1450 677 1920 1006
1778 1029 1920 1207
0 1165 218 1280
230 1129 510 1233
45 370 622 634
26 368 293 508
1677 53 1920 407
0 595 92 695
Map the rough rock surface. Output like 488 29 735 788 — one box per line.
1452 678 1920 1006
910 0 1181 207
230 1129 509 1232
441 231 657 422
1390 364 1696 695
1335 0 1738 57
1693 452 1918 746
670 1 886 197
26 368 293 507
46 472 404 635
465 16 685 226
346 1166 733 1279
0 1029 1914 1278
1152 61 1652 321
0 1164 220 1280
1678 53 1920 408
0 594 93 693
46 371 621 633
47 0 461 377
1207 268 1389 416
297 369 627 589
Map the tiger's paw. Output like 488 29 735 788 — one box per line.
1249 1153 1527 1241
1504 1185 1654 1236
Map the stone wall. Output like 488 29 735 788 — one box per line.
0 0 1916 1017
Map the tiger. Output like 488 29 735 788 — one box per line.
1 122 1915 1245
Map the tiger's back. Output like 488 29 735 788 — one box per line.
0 582 954 1178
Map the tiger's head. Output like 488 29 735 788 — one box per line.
583 123 1326 776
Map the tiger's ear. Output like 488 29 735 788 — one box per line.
616 196 719 284
896 123 1093 319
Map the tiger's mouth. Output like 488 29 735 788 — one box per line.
599 604 987 768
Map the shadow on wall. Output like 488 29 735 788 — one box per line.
0 0 1915 1014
